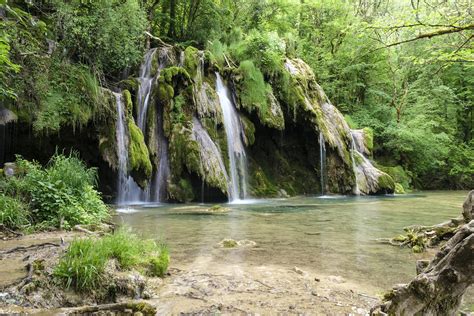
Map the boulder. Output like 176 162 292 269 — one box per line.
462 190 474 222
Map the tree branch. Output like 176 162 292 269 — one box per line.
383 23 474 49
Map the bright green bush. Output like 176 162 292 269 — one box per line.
2 153 109 229
55 229 169 291
0 194 30 230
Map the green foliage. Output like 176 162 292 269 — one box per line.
231 30 286 78
0 194 30 230
54 228 169 291
1 153 109 229
54 0 147 73
0 31 21 100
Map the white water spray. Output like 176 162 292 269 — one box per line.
215 73 248 202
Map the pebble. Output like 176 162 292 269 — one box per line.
292 267 305 275
328 275 345 283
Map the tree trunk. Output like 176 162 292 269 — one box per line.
168 0 176 39
377 220 474 315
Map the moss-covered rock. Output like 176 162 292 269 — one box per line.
353 151 395 194
378 165 412 192
98 88 119 170
395 183 405 194
127 119 152 188
168 178 195 202
240 115 256 146
363 127 373 155
249 162 278 197
183 46 200 78
233 60 285 130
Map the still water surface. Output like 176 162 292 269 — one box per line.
113 191 469 295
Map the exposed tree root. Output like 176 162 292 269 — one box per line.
372 191 474 315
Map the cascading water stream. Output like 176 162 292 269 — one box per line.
215 73 248 202
114 92 136 205
350 133 361 195
137 48 157 130
319 133 326 195
119 48 171 204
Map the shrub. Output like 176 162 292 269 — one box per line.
1 153 109 229
55 228 169 291
0 194 30 230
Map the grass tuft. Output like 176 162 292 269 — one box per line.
54 228 169 291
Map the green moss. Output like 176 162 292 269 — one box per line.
362 127 373 154
238 60 268 111
168 178 195 202
128 119 152 187
344 114 357 129
250 167 279 197
122 90 134 117
160 66 191 84
376 173 396 191
183 46 199 78
222 239 238 248
240 115 256 146
395 183 405 194
126 302 156 315
235 61 284 129
378 165 412 192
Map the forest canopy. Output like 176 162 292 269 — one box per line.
1 0 473 189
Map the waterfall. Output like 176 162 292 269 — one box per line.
114 92 142 205
350 133 361 195
215 73 248 202
119 48 172 203
149 109 170 201
319 133 326 195
137 48 157 130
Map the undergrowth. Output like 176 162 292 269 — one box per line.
0 152 109 230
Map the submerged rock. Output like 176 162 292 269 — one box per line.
218 239 256 248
